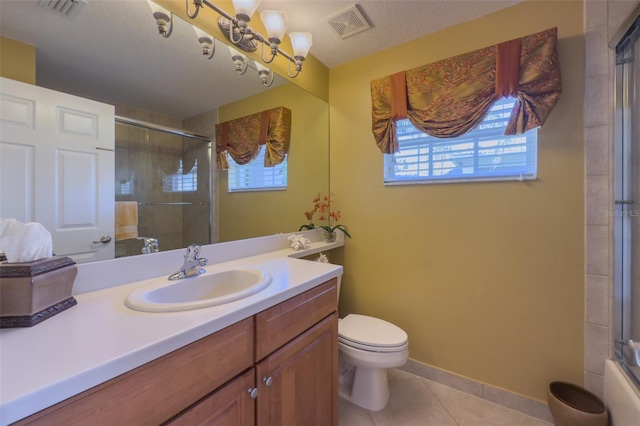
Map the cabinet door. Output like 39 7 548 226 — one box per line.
256 313 338 426
167 369 255 426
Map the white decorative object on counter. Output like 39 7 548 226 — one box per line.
288 234 311 250
0 218 53 263
316 253 329 263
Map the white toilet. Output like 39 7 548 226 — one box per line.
337 278 409 411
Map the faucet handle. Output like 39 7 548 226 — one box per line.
184 244 201 260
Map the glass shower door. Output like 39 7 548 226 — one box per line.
614 15 640 387
115 121 211 258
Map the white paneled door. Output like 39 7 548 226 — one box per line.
0 77 115 263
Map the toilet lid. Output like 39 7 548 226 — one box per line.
338 314 408 348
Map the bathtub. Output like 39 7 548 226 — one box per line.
604 360 640 425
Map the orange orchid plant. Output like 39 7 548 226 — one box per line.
299 193 351 239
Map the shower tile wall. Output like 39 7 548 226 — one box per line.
583 0 640 399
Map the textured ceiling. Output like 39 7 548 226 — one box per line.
0 0 523 119
261 0 524 68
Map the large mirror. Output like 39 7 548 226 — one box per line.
0 0 329 261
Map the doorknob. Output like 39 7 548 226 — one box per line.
92 235 112 244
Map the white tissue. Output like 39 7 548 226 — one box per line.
288 234 311 251
0 218 53 263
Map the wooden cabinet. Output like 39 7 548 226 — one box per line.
256 314 338 426
255 279 338 426
15 279 338 426
168 369 256 426
16 318 254 425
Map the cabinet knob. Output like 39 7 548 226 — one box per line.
263 376 273 387
248 387 259 399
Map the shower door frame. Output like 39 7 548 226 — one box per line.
614 13 640 389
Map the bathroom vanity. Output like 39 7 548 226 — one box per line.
0 231 343 425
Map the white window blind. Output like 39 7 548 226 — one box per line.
384 97 537 184
162 159 198 193
227 145 287 192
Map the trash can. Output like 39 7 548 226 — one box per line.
547 381 608 426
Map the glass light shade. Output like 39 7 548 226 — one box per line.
255 62 269 73
228 45 246 59
260 10 288 41
289 32 313 58
192 26 211 40
232 0 261 20
146 0 169 16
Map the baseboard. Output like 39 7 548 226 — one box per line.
399 359 553 423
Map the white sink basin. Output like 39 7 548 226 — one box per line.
125 268 272 312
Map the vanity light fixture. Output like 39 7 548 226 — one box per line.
288 32 313 78
228 46 248 75
147 0 173 38
193 26 216 59
255 62 274 87
259 10 287 64
183 0 313 78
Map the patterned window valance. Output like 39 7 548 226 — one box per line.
215 106 292 170
370 27 562 154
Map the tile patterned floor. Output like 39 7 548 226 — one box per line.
339 369 552 426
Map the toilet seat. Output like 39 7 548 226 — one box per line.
339 314 408 353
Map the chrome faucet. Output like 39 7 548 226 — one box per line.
137 237 159 254
168 244 208 280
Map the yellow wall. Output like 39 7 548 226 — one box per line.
0 36 36 84
329 0 584 402
218 83 329 242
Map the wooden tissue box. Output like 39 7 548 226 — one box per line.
0 256 77 328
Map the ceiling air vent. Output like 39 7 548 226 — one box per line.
39 0 87 19
325 4 372 40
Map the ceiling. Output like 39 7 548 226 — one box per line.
0 0 523 119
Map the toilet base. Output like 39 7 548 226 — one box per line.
339 363 390 412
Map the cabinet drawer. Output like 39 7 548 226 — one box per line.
255 279 337 361
16 318 254 425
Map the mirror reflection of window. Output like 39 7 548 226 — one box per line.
227 146 287 192
162 159 198 193
117 175 135 196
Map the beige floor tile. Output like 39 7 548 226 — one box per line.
339 398 376 426
368 377 458 426
424 380 552 426
339 369 552 426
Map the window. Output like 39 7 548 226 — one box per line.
227 146 287 192
162 159 198 193
384 97 537 184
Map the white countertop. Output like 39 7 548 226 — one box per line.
0 236 343 425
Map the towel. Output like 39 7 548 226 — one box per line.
115 202 138 241
0 218 53 263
